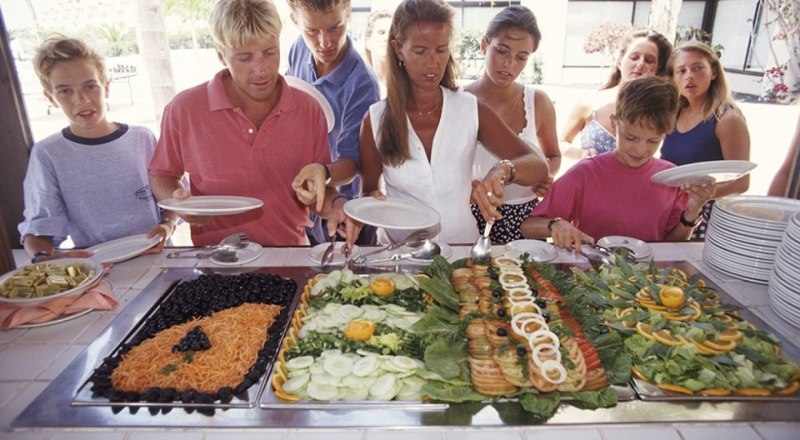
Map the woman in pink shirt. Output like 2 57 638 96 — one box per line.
521 76 716 251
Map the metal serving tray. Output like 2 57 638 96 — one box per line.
607 261 800 402
12 263 800 428
69 267 304 410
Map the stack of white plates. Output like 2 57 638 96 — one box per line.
768 212 800 328
703 195 800 284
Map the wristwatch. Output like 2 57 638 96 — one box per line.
496 159 516 185
31 251 52 263
546 217 564 234
680 210 701 228
321 163 332 186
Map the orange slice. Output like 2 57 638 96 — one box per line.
775 381 800 396
733 388 772 397
657 383 694 395
698 388 732 396
718 328 743 342
702 338 737 352
636 322 655 340
652 329 683 346
689 338 720 355
631 366 648 381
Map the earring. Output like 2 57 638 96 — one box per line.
398 60 405 68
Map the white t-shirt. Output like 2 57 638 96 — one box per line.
369 87 480 244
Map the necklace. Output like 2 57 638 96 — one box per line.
408 97 442 117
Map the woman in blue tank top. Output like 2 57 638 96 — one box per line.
662 42 750 240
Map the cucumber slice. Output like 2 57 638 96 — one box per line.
339 304 363 319
396 386 421 401
285 355 315 370
287 368 309 378
319 349 342 358
383 304 407 315
323 302 342 315
342 375 377 389
369 373 398 400
341 386 370 401
309 362 326 376
362 309 387 322
281 373 310 394
356 348 381 357
352 355 380 377
307 381 339 401
310 372 341 386
394 273 418 290
323 354 354 377
389 356 419 371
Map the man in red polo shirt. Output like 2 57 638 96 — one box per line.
149 0 331 246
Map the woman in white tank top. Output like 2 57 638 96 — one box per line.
463 5 561 244
334 0 549 248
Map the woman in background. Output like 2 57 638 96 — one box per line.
463 5 560 244
768 104 800 199
560 29 672 160
364 9 392 97
662 41 750 240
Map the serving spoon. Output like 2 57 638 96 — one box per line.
361 239 441 265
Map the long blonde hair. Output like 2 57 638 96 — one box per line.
379 0 459 166
667 41 743 121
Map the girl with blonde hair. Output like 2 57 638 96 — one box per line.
662 41 750 240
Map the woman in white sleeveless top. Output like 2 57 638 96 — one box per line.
338 0 549 247
464 5 561 244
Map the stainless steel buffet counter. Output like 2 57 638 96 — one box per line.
2 244 800 439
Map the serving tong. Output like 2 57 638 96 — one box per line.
166 232 249 259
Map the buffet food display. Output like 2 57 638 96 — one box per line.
56 254 797 424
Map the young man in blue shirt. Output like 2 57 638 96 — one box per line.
287 0 381 245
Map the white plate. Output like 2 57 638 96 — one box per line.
15 308 95 329
87 233 160 264
308 242 362 265
715 195 800 224
505 240 558 262
597 236 653 260
343 197 441 231
158 196 263 216
210 243 264 266
0 258 103 307
285 75 335 133
651 160 756 187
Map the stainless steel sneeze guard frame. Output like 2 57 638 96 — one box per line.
12 264 800 429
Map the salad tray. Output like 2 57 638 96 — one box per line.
566 260 800 402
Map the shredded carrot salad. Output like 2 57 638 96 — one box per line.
111 303 282 393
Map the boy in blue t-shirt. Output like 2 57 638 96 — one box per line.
18 36 175 263
287 0 380 245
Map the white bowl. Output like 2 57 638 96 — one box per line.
0 258 103 307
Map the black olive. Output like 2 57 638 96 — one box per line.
535 298 547 309
542 311 551 322
497 308 506 317
497 327 508 337
492 288 503 298
516 345 527 356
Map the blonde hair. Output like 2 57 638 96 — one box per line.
667 41 743 121
380 0 459 166
615 76 680 135
365 9 392 67
287 0 350 11
210 0 282 50
33 36 107 91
